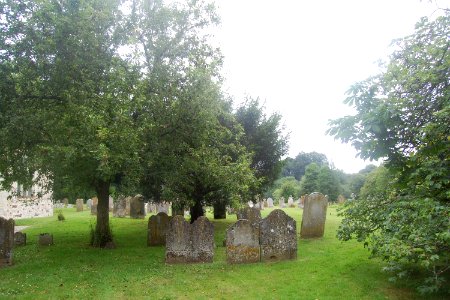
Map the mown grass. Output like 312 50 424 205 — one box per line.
0 206 440 299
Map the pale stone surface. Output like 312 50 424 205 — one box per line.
247 201 254 208
125 196 131 215
76 199 84 212
109 196 114 212
267 198 274 208
147 212 170 246
166 216 214 264
279 197 286 208
260 209 297 262
113 196 127 218
63 198 69 207
91 197 98 215
300 192 328 238
236 207 261 229
86 199 93 209
226 219 260 264
0 217 14 267
156 202 169 214
130 195 145 219
287 196 294 207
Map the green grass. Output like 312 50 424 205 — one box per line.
0 206 437 299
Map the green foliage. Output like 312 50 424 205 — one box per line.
317 166 340 201
57 210 65 221
281 152 329 180
235 97 289 198
271 176 301 200
299 163 320 195
330 13 450 293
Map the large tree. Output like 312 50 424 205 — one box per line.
234 97 289 200
281 151 329 180
328 13 449 293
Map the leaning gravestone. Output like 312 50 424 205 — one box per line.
226 219 260 264
0 217 14 267
76 199 84 212
267 198 274 208
300 192 328 238
91 197 98 215
166 216 214 264
14 232 26 246
130 195 146 219
113 196 127 218
236 207 262 229
147 212 170 246
260 209 297 262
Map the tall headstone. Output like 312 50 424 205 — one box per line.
300 192 328 238
260 209 297 262
226 219 260 264
91 197 98 215
147 212 170 246
109 196 114 212
0 217 14 267
113 196 127 218
166 216 214 264
76 199 84 212
287 196 294 207
267 198 274 208
279 197 286 208
130 195 146 219
236 207 262 229
86 199 93 209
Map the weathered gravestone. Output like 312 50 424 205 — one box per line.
267 198 274 208
147 202 156 214
113 196 127 218
91 197 98 215
14 232 26 246
109 196 114 212
166 216 214 264
287 196 295 207
236 207 262 229
156 202 169 214
63 198 69 208
247 200 254 208
130 195 146 219
147 212 170 246
226 219 260 264
300 192 328 238
76 199 84 212
260 209 297 262
86 199 93 209
279 197 286 208
0 217 14 267
38 233 53 246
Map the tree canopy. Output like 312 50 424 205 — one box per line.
328 13 449 293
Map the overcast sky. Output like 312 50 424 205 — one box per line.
211 0 447 173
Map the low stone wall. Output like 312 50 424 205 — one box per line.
2 197 53 219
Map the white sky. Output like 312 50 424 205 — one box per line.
211 0 447 173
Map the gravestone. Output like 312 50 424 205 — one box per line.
165 216 214 264
76 199 84 212
14 232 26 246
267 198 274 208
300 192 328 238
86 199 93 209
91 197 98 215
260 209 297 262
287 196 295 207
263 199 268 208
130 195 146 219
147 212 170 246
236 207 261 229
63 198 69 208
125 196 131 215
156 202 169 214
337 195 346 205
113 196 127 218
0 217 14 267
279 197 286 208
226 219 260 264
247 201 254 208
38 233 53 246
109 196 114 212
147 202 156 214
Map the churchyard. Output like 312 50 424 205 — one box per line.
0 206 439 299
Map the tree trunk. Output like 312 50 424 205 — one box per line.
92 179 114 248
190 200 204 223
213 202 226 219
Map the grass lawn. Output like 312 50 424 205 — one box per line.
0 206 440 299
